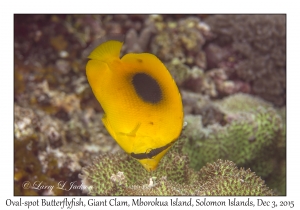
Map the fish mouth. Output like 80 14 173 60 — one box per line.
130 139 176 160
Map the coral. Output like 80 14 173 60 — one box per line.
79 140 275 196
14 136 47 196
14 104 77 195
166 61 250 99
183 93 283 169
14 103 120 195
165 59 191 87
215 92 274 112
205 15 286 106
123 22 156 53
150 16 209 68
182 93 285 194
14 104 39 141
79 138 196 195
206 68 251 96
166 60 219 98
266 160 286 195
166 58 230 98
198 160 274 196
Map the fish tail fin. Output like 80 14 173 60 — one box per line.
88 40 123 62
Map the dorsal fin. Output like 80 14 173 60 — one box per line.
88 40 123 62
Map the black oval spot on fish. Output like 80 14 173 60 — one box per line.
137 58 143 63
132 73 162 103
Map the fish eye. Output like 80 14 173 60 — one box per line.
132 73 162 104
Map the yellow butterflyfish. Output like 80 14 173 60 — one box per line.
86 40 183 171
